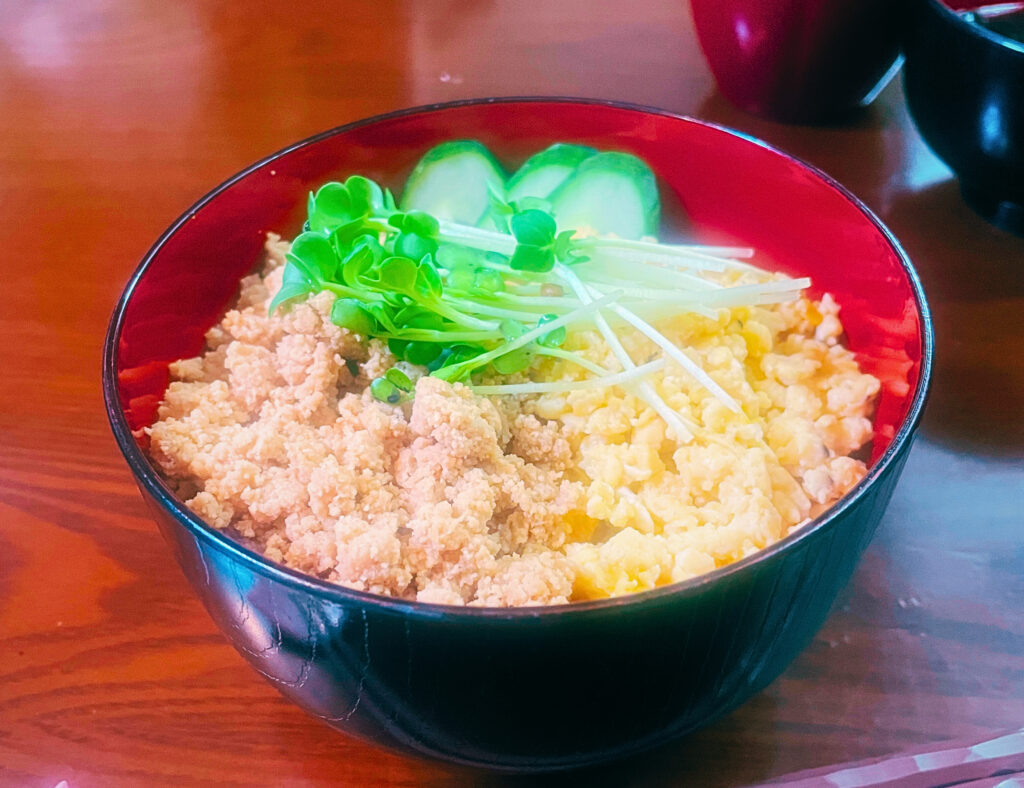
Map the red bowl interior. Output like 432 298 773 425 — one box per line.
113 100 926 466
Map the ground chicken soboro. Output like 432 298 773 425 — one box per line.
148 234 880 606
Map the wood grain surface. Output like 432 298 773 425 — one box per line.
1 1 1022 786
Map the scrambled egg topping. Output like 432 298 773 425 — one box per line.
149 236 879 606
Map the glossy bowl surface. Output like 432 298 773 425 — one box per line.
104 98 932 772
903 0 1024 235
690 0 908 123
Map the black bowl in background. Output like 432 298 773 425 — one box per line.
903 0 1024 235
103 99 932 772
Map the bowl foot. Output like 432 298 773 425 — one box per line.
960 182 1024 237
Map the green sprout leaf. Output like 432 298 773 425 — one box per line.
509 244 554 272
394 231 438 262
308 183 354 232
371 366 416 404
339 237 383 288
377 255 420 298
330 298 375 336
508 209 558 272
553 229 577 258
363 302 399 333
267 279 312 316
446 263 476 291
387 337 409 358
328 220 374 256
485 182 514 233
392 304 445 330
415 254 443 300
537 313 566 348
405 210 439 238
473 268 505 293
428 344 482 372
431 364 469 383
288 232 338 282
345 175 384 215
388 210 440 238
491 346 534 375
510 209 557 246
370 376 406 405
283 260 313 286
402 341 443 366
308 176 386 233
499 319 526 341
384 367 413 391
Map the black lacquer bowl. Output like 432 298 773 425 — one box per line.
104 99 932 772
903 0 1024 235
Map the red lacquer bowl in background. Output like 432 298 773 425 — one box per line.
104 99 932 771
690 0 909 123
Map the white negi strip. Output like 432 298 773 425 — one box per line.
600 298 743 414
473 358 666 396
533 346 611 376
457 290 623 373
554 262 696 442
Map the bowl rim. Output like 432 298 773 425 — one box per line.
103 96 934 621
926 0 1024 56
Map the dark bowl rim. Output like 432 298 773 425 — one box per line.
926 0 1024 55
102 95 935 621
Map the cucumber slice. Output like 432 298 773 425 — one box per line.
506 143 597 203
400 141 506 225
548 152 660 240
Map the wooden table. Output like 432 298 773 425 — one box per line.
2 1 1022 785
